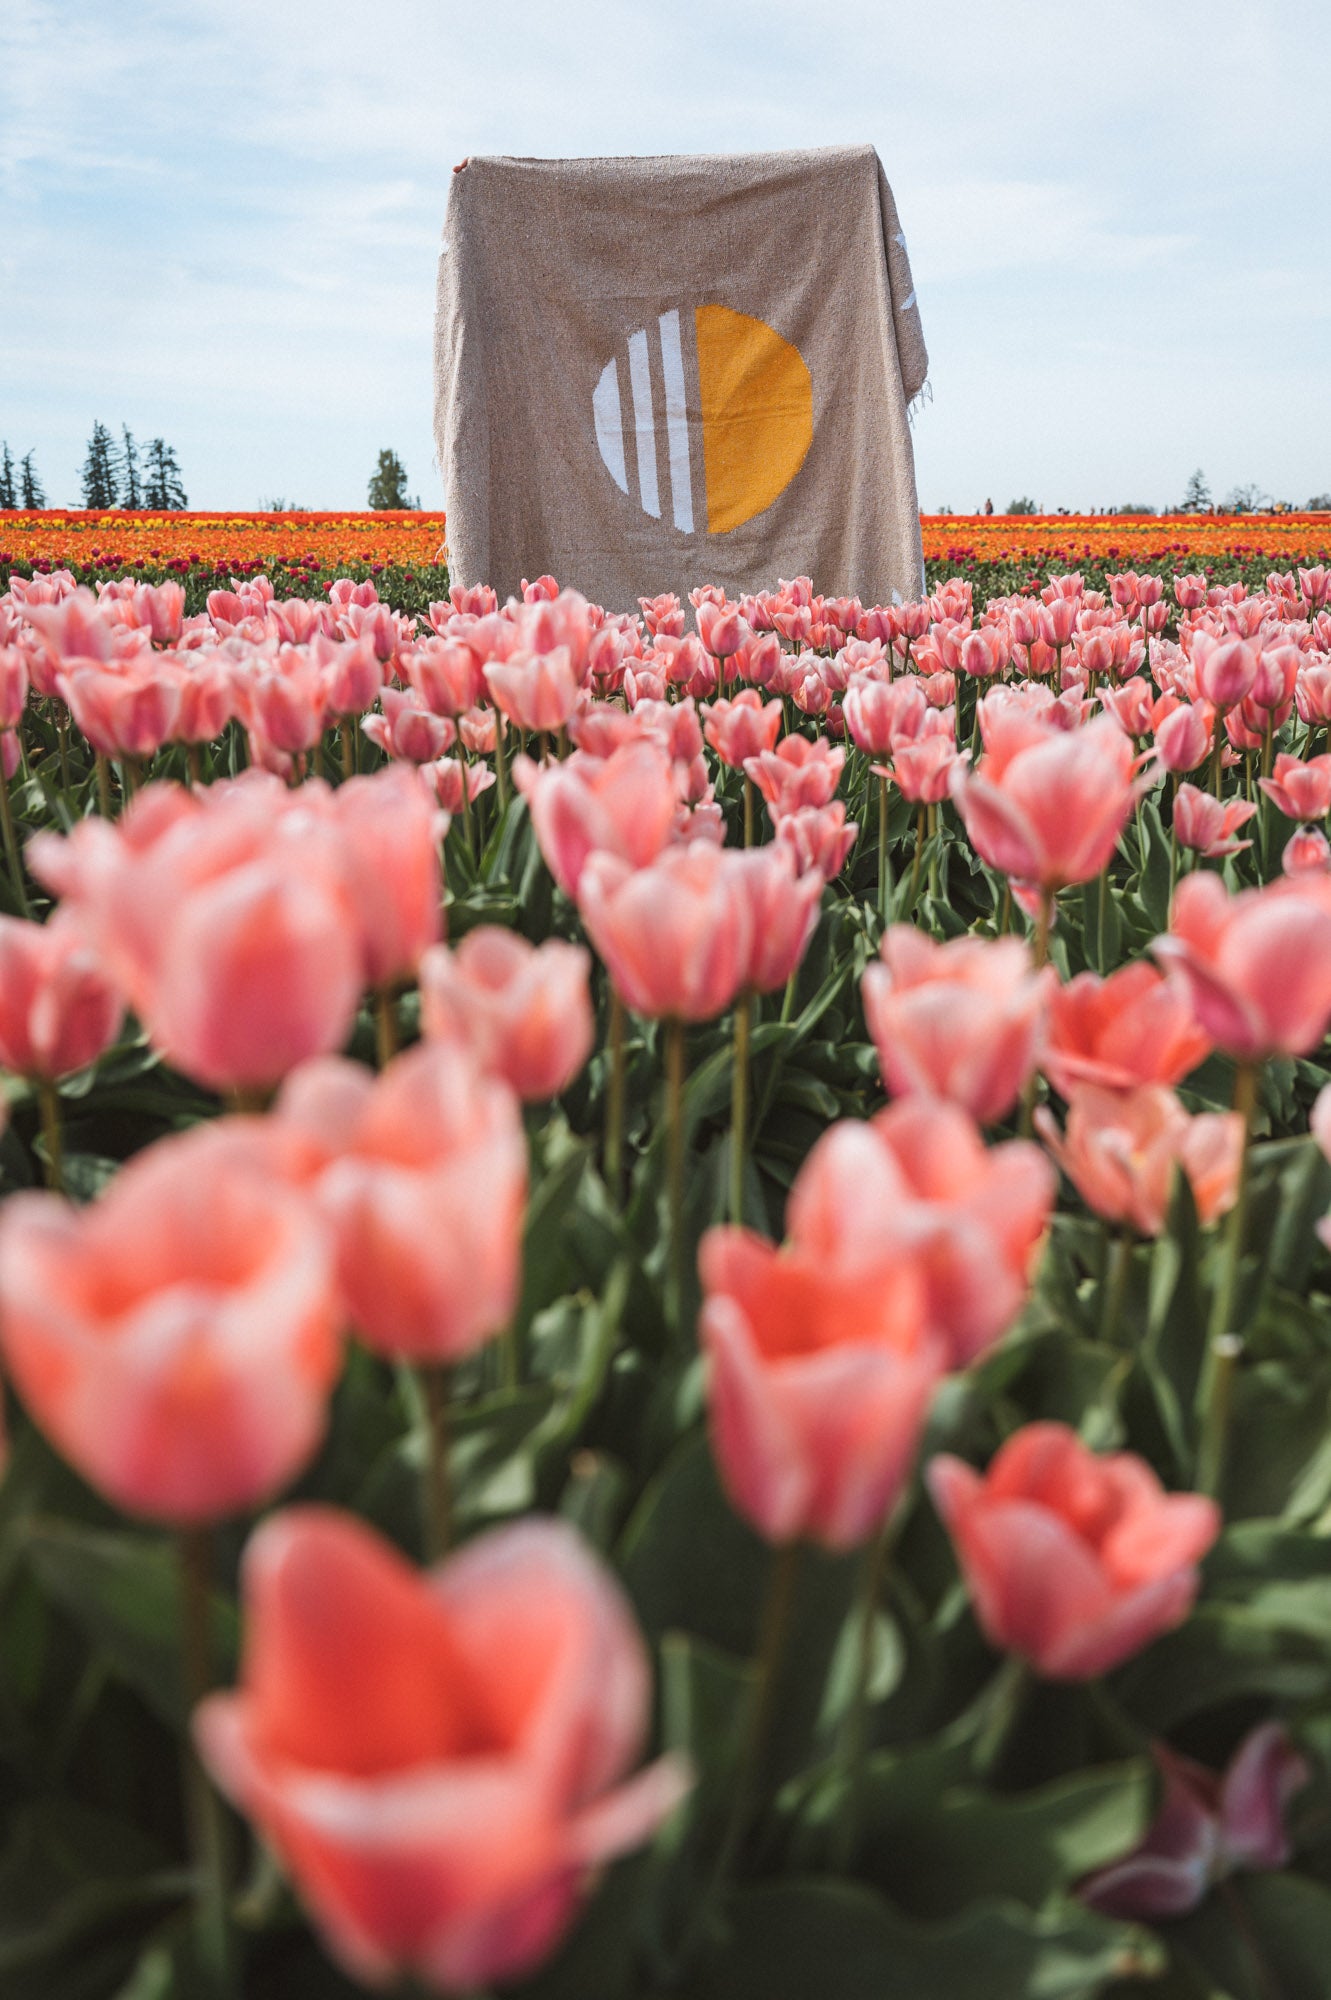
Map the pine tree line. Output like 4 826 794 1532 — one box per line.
0 427 188 510
80 423 187 510
0 442 47 509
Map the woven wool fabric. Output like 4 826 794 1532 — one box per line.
433 145 928 610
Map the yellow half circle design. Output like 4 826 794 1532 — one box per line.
695 305 813 535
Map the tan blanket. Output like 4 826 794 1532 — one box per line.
432 145 928 611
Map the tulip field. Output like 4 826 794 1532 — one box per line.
3 530 1331 1999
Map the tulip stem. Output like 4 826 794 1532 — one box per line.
178 1529 234 1995
877 774 891 921
1033 886 1054 970
975 1654 1030 1777
375 988 398 1070
1099 1230 1132 1349
713 1542 801 1895
729 993 752 1225
743 774 755 849
0 765 30 917
37 1079 64 1194
603 991 626 1199
493 711 509 813
95 752 113 817
908 804 925 904
56 711 72 797
833 1512 897 1869
419 1365 453 1559
665 1017 688 1330
1196 1061 1258 1498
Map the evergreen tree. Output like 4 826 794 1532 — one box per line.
143 438 188 510
20 453 46 509
1181 467 1211 512
0 443 16 511
118 426 142 509
367 449 418 509
81 421 119 509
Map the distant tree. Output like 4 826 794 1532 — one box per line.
20 453 47 510
368 449 418 510
1114 504 1157 516
259 497 309 512
1006 496 1038 515
0 443 16 510
1223 482 1270 514
1309 493 1331 511
1180 468 1211 512
81 420 119 509
143 438 188 511
118 427 142 509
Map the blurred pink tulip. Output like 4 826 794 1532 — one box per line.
362 686 456 763
515 742 677 899
1036 1083 1243 1235
1283 826 1331 876
0 913 123 1080
775 801 859 881
274 1041 526 1362
744 736 845 818
484 648 581 734
1043 962 1211 1097
578 843 750 1022
1172 783 1255 859
950 718 1142 892
1259 751 1331 821
929 1423 1219 1680
727 845 823 995
329 767 444 990
863 928 1050 1124
196 1509 688 1993
419 927 593 1100
1155 871 1331 1060
0 1124 341 1522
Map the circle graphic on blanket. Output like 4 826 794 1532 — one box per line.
592 307 813 536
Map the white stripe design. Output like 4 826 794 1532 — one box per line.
657 309 693 533
593 358 628 494
902 290 917 311
627 328 660 519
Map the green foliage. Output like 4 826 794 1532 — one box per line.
366 448 417 510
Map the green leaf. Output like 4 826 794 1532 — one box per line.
689 1879 1159 2000
0 1800 187 1974
21 1520 237 1726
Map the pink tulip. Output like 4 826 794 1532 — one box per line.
1171 783 1256 859
1155 871 1331 1060
0 646 29 729
1082 1726 1308 1919
362 686 455 763
844 677 922 758
775 802 859 881
0 1123 341 1522
196 1509 688 1993
29 778 364 1093
1043 962 1211 1097
421 756 496 816
1283 826 1331 876
872 1098 1054 1367
744 736 845 818
59 659 182 760
700 1121 940 1549
1195 636 1258 711
1298 566 1330 612
1154 701 1213 773
727 845 823 995
929 1423 1220 1680
578 843 750 1022
701 690 784 768
0 913 123 1080
1036 1083 1243 1235
892 733 959 804
1259 751 1331 821
515 742 677 899
405 639 486 719
862 928 1050 1124
273 1041 526 1362
329 767 444 990
696 599 747 658
639 591 685 638
951 718 1142 891
483 648 582 734
419 928 593 1100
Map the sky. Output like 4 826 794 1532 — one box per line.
2 0 1329 516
